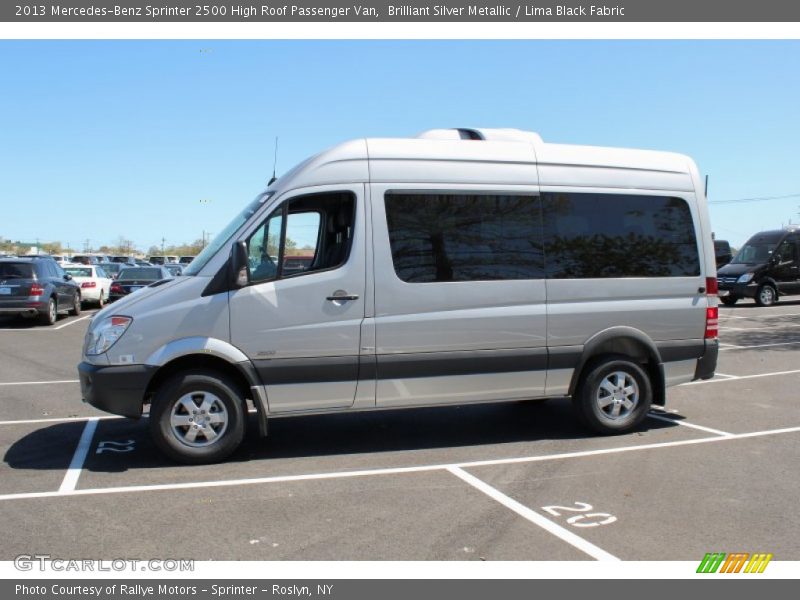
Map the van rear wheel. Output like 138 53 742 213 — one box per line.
149 371 246 464
573 357 652 434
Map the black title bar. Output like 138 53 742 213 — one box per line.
4 1 800 22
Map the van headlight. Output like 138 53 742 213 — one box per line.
737 273 755 284
86 316 132 356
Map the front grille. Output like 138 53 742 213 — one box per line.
717 277 738 285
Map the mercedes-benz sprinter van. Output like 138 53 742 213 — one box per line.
78 128 719 463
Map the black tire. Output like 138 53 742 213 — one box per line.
720 295 739 306
70 292 81 316
149 371 246 464
573 356 652 435
39 297 57 326
755 284 778 307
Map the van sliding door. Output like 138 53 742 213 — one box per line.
371 184 547 408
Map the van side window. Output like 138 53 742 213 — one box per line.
384 193 544 283
542 193 700 278
246 191 355 284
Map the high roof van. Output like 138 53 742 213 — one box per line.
78 128 719 463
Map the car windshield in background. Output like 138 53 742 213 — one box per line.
165 265 182 274
0 263 34 279
64 267 93 277
99 263 122 273
182 191 274 276
118 268 163 281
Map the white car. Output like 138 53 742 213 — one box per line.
63 264 113 307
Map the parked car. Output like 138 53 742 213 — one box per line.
63 264 113 307
111 256 137 265
97 262 124 280
179 256 195 265
164 263 184 277
716 227 800 306
713 240 733 268
109 266 172 301
78 127 718 464
70 255 96 265
147 256 179 265
0 257 81 325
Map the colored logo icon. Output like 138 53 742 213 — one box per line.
697 552 773 573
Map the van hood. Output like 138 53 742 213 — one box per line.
717 262 765 277
93 277 190 321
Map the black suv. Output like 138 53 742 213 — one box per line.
714 239 733 268
0 257 82 325
717 228 800 306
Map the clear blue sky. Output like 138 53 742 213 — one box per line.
1 40 799 251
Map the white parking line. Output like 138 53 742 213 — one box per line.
0 311 96 332
447 466 620 561
0 415 121 426
684 368 800 385
719 341 800 351
53 313 95 330
720 312 800 320
0 379 79 387
647 412 733 437
58 418 99 493
0 423 798 503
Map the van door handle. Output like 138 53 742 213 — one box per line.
326 291 359 301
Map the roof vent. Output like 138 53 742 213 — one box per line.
416 128 542 144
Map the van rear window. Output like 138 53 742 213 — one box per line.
542 193 700 278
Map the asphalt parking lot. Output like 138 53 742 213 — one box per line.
1 300 799 561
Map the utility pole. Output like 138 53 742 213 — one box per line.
84 239 90 253
35 238 40 255
161 237 166 256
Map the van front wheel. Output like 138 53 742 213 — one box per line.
573 358 652 434
149 371 246 464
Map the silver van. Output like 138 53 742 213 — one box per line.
78 128 719 463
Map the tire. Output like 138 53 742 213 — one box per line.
97 291 105 308
70 292 81 316
149 371 246 464
573 356 652 435
755 284 777 307
39 297 57 326
720 295 739 306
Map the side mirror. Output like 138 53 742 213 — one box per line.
771 253 782 264
63 274 72 281
231 241 250 288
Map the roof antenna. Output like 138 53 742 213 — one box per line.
268 137 279 186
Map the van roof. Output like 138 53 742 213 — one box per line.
269 128 698 194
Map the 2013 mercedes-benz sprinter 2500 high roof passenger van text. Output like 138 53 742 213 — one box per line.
78 128 719 463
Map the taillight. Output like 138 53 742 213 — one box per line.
81 281 96 288
111 283 122 293
705 276 718 295
29 283 44 297
705 306 718 339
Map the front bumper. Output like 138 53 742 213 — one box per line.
717 281 758 299
78 361 156 418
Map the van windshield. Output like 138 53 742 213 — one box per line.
182 192 274 276
731 238 780 264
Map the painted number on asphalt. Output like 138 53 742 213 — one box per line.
96 440 136 454
541 502 617 528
